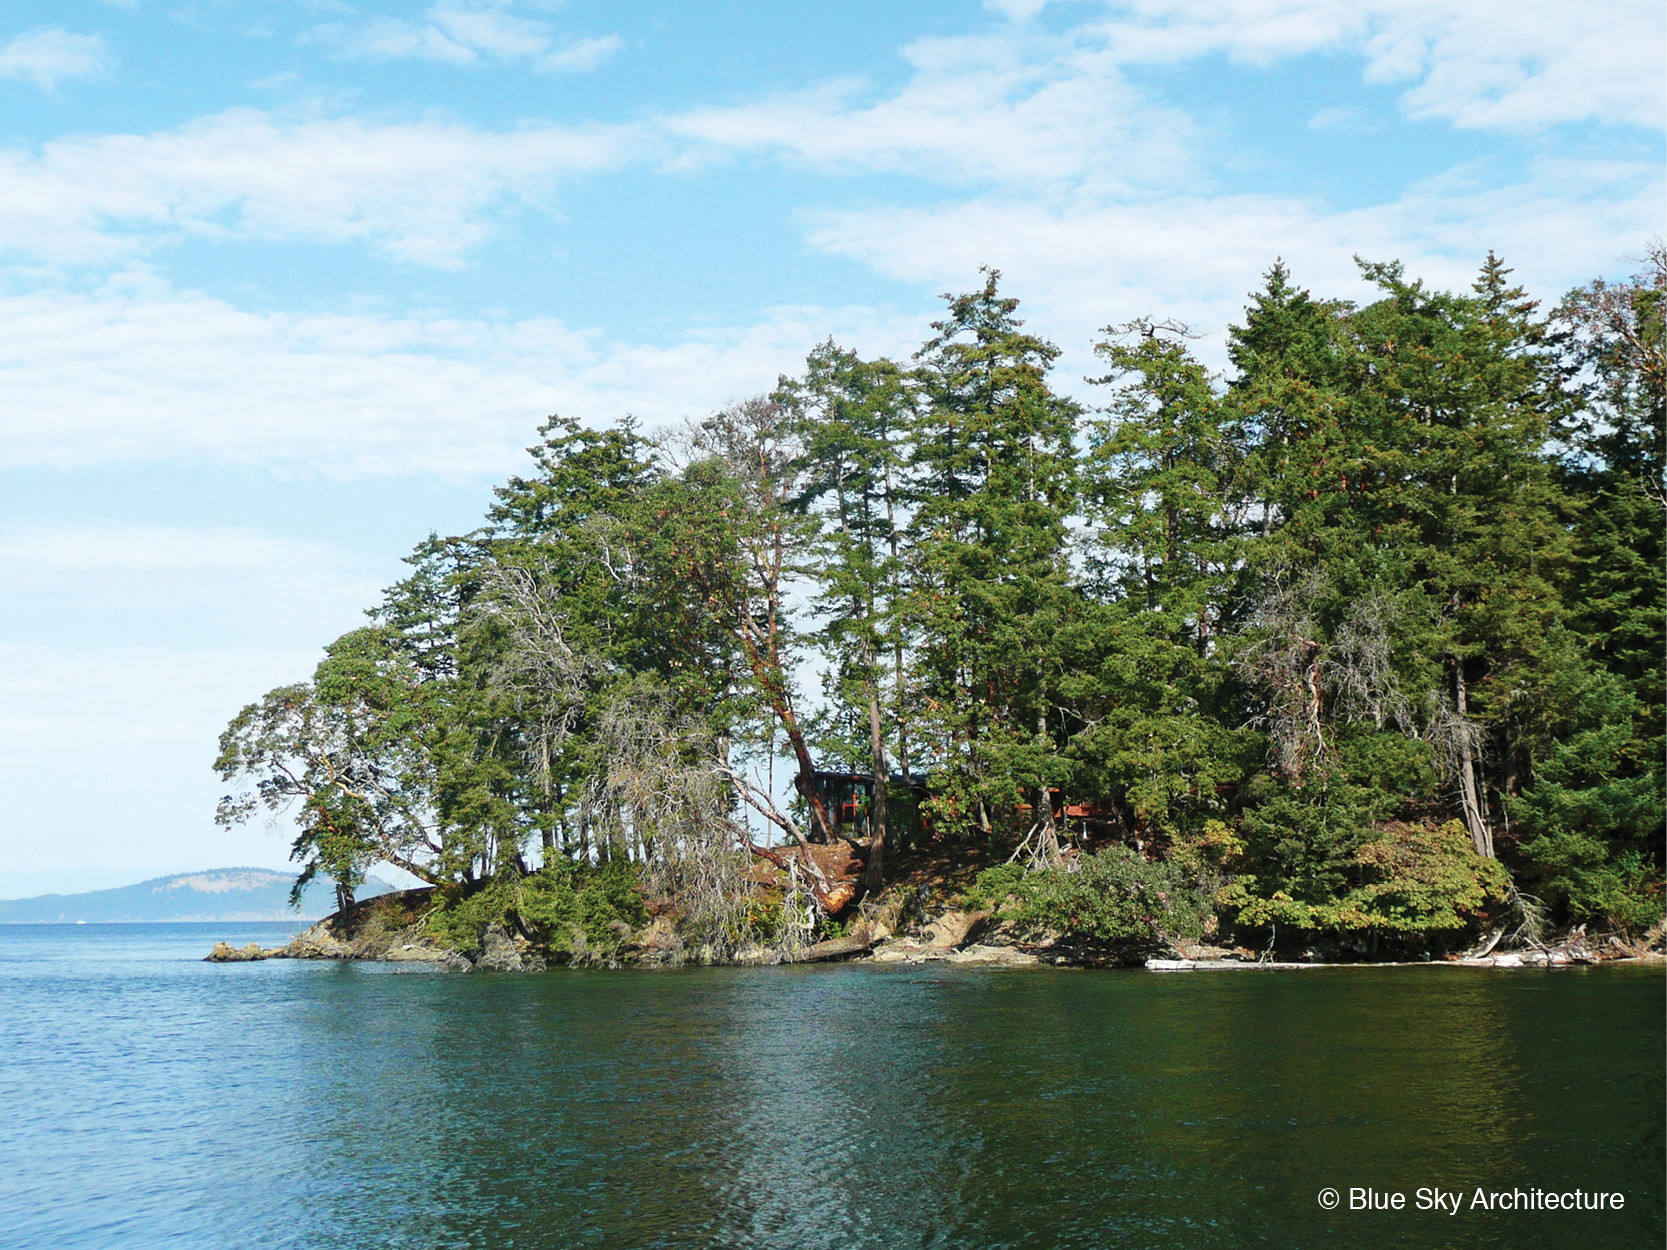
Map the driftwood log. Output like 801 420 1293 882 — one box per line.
781 933 878 964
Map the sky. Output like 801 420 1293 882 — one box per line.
0 0 1662 897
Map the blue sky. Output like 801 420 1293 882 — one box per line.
1 0 1662 896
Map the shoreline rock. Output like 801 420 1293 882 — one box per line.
207 888 1663 973
206 941 288 963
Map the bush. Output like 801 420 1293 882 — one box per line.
1020 846 1212 951
1346 821 1511 932
519 858 646 952
1516 832 1665 932
422 876 517 955
422 859 646 956
959 862 1030 911
1219 820 1511 935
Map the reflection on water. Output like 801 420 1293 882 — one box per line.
0 924 1660 1249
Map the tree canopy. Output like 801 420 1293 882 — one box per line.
217 249 1666 951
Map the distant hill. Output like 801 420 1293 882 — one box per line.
0 868 398 923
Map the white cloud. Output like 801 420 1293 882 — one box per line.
3 2 1655 274
0 275 922 476
307 3 621 74
657 1 1661 373
538 34 622 74
0 108 641 266
1084 0 1664 132
0 28 111 88
667 35 1198 193
1307 105 1370 132
805 156 1666 371
0 3 1657 481
1 142 1655 484
673 0 1662 183
984 0 1052 20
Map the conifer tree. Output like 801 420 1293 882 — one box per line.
906 270 1081 860
782 342 914 885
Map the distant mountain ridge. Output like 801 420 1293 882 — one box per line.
0 868 397 923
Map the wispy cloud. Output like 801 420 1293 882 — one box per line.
1082 0 1664 132
666 38 1198 193
666 0 1661 197
0 275 922 476
0 28 111 88
673 0 1662 184
803 156 1665 358
1307 105 1372 132
306 3 621 74
0 2 1657 477
2 2 1656 273
0 108 642 266
0 520 377 620
538 35 622 74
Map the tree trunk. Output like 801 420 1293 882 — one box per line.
1454 661 1493 858
865 669 889 892
539 740 555 853
1034 699 1061 866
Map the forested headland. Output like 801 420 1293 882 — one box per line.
215 248 1665 967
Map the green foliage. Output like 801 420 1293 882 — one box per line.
1506 635 1665 930
904 268 1083 838
1020 847 1212 949
521 859 647 951
1347 822 1512 932
1222 821 1510 933
216 250 1664 951
959 862 1030 911
422 876 520 955
423 860 647 956
1167 819 1245 889
1234 770 1381 908
1502 832 1662 932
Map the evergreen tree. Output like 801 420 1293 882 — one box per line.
783 342 915 885
906 270 1081 859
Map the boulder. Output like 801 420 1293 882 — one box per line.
205 941 265 963
922 909 989 950
475 924 527 972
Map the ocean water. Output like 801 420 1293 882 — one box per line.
0 924 1660 1250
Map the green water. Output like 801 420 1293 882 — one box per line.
1 925 1661 1248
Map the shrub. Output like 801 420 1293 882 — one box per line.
1516 832 1665 932
1219 820 1511 935
519 858 646 952
959 862 1030 911
422 859 647 956
1020 846 1212 951
1346 821 1511 932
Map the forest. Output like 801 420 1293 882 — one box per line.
215 247 1665 964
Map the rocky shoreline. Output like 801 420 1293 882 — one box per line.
207 889 1663 973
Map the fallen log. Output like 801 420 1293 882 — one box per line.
782 933 878 964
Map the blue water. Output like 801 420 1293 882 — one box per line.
0 924 1661 1249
